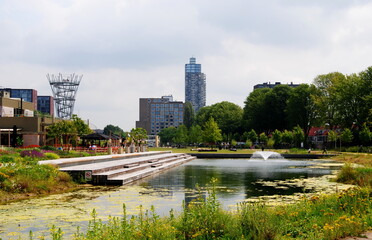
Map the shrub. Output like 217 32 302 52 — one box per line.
0 155 18 163
40 145 57 151
44 152 60 160
267 138 275 149
57 171 72 182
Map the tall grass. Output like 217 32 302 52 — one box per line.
336 163 372 187
41 180 371 240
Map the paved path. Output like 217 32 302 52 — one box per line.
342 232 372 240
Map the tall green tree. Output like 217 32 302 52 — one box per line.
158 127 177 146
259 132 268 145
208 101 243 141
272 129 282 147
71 115 92 136
189 125 203 145
47 115 92 145
359 123 371 145
282 130 294 146
292 126 305 148
327 130 338 149
242 88 271 133
264 85 292 131
202 117 222 147
129 128 147 144
183 102 195 129
358 66 372 125
340 128 353 147
196 102 243 141
287 84 319 144
313 72 346 128
103 124 126 137
174 125 188 145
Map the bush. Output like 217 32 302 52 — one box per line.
336 164 372 187
267 139 275 149
0 155 18 163
343 146 372 153
40 145 57 151
44 152 60 160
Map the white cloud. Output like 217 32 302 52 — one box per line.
1 0 372 130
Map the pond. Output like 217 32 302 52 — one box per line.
0 157 346 239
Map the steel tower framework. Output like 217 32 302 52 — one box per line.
47 73 82 119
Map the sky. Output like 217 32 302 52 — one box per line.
1 0 372 131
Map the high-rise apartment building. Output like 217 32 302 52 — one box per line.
136 96 184 135
185 57 206 112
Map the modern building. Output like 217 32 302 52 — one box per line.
253 82 300 90
0 91 35 117
136 95 184 135
0 88 38 110
185 57 206 112
0 91 59 146
37 96 54 116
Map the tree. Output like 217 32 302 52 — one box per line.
313 72 346 128
71 115 92 136
287 84 319 145
272 129 282 148
195 106 212 127
196 102 243 141
359 123 371 145
189 125 203 145
208 101 243 141
242 88 271 133
263 85 292 131
129 128 147 145
358 67 372 126
183 102 195 129
259 132 268 145
244 129 258 143
340 128 353 147
202 117 222 147
158 127 177 146
174 125 188 145
47 115 92 146
327 130 338 149
103 124 126 137
282 130 294 146
292 126 305 148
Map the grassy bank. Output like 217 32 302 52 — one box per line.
0 147 84 204
37 180 371 240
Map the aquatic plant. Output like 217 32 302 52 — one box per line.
46 181 371 240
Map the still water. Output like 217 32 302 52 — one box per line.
0 158 339 239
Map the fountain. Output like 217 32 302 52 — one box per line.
250 151 284 161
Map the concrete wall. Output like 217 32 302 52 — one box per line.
23 134 40 146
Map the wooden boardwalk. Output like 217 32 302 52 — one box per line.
39 151 195 185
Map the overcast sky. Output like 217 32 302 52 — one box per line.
1 0 372 130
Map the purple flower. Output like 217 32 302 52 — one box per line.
20 150 45 158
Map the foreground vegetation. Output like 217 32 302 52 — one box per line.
0 146 101 203
1 146 371 239
33 180 371 240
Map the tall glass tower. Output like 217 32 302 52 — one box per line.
185 57 206 112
